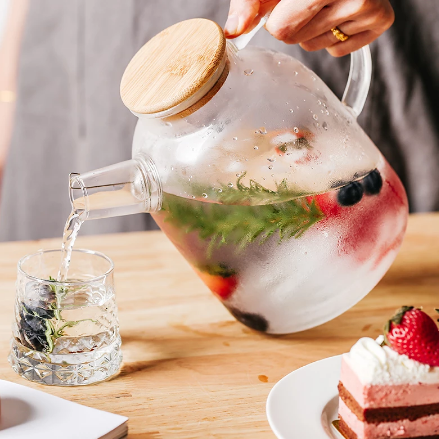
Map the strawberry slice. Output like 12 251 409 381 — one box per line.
271 128 313 156
194 264 238 300
384 306 439 367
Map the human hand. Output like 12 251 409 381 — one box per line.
224 0 394 57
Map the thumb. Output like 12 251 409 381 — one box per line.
224 0 261 38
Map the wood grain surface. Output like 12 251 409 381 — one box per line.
0 213 438 438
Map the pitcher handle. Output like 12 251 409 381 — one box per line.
230 14 372 118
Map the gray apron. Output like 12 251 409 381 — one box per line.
1 0 438 241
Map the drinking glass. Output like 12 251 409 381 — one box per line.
9 249 122 386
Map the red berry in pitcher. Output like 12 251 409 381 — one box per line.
194 264 238 300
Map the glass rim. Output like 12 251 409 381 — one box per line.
17 248 114 286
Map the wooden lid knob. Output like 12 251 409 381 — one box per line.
120 18 226 116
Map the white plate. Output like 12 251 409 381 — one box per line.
0 379 127 438
266 355 344 439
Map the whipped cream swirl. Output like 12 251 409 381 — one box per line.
344 337 439 385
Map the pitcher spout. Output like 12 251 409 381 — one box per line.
69 154 162 221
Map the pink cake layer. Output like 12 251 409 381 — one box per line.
339 398 439 439
341 358 439 408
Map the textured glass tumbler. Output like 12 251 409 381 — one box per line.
9 249 122 386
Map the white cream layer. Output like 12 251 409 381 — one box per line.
343 337 439 385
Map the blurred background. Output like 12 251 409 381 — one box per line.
0 2 8 33
0 0 438 242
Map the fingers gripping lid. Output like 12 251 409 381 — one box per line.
120 18 226 116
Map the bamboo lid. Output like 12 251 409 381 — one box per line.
120 18 226 116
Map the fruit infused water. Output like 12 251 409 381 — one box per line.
68 41 408 334
9 249 122 386
153 155 407 334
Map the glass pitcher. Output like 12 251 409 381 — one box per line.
68 18 408 334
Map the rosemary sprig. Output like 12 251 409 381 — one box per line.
161 176 325 256
19 279 97 354
217 173 304 205
191 173 307 206
44 318 96 353
49 275 66 319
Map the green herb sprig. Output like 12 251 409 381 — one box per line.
161 175 325 256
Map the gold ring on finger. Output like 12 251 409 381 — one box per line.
330 27 350 42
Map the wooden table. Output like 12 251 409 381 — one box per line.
0 213 438 438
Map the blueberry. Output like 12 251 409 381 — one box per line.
17 304 53 352
337 181 364 206
363 169 383 196
227 307 269 332
19 329 49 352
22 304 54 320
20 310 47 334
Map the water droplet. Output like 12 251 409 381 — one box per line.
192 195 196 199
268 165 273 170
314 122 320 128
233 136 238 140
253 145 259 150
171 166 174 171
271 174 275 177
256 127 267 135
293 71 298 76
321 109 325 113
317 100 322 105
323 122 328 130
289 109 294 113
218 188 223 193
236 173 241 177
293 127 299 133
267 158 275 162
228 183 233 188
244 69 254 76
326 110 330 115
165 122 172 127
278 61 281 65
313 114 318 120
202 193 208 198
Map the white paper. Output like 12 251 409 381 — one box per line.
0 380 128 439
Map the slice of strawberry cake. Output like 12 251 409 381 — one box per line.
338 307 439 439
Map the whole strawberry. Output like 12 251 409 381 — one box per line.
385 306 439 367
